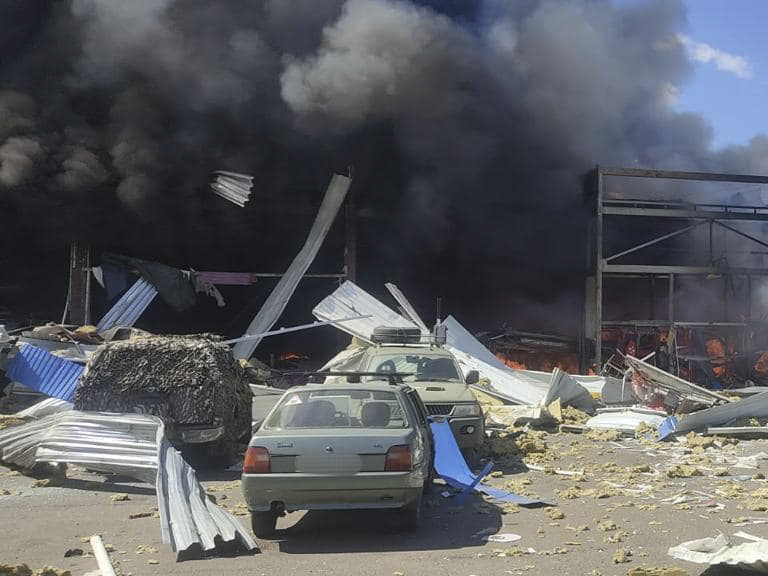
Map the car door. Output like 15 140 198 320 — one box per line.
403 388 434 473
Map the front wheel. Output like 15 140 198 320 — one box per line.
251 511 277 538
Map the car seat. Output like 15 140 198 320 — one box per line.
360 401 391 427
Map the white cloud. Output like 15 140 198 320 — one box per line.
679 35 753 79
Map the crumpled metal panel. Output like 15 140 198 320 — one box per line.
157 439 256 556
384 283 429 333
0 411 256 559
6 343 84 401
585 409 667 434
233 174 352 359
625 354 731 406
312 280 417 344
15 398 73 419
669 533 768 572
211 171 253 207
444 315 593 410
97 278 159 332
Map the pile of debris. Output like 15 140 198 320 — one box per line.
75 334 253 459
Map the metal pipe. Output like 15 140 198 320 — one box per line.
90 535 117 576
223 315 372 345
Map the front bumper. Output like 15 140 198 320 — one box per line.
168 423 225 444
446 416 485 450
242 471 424 512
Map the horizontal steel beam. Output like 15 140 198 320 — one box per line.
603 206 768 221
601 320 750 327
601 264 768 275
600 166 768 184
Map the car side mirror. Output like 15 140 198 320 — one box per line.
465 370 479 385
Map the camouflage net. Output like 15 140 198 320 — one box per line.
74 335 251 435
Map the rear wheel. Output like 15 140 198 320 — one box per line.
251 511 278 538
398 492 422 532
423 465 436 494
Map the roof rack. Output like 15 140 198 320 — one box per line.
295 371 414 386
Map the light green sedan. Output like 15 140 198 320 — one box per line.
241 379 434 538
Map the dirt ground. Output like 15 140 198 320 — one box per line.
2 423 768 576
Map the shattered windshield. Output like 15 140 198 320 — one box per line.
366 353 462 383
266 389 407 429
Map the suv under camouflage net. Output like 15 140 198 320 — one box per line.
74 334 252 446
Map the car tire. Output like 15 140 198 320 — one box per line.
251 511 277 538
423 465 436 494
398 491 422 532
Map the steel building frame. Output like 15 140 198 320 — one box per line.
584 166 768 370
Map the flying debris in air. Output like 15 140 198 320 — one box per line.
210 171 253 207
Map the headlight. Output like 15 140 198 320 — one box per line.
452 404 481 417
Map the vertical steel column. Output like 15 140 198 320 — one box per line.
668 273 674 324
595 166 604 369
344 190 357 283
66 241 90 326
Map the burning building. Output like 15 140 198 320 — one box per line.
584 166 768 388
1 1 767 366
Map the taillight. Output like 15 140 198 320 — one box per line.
243 446 271 474
385 445 412 471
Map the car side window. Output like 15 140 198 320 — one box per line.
405 389 428 428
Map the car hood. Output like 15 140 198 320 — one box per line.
408 381 477 404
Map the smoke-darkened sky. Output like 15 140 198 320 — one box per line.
1 0 767 339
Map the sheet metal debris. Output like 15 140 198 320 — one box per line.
96 277 159 332
385 282 429 333
0 410 256 559
234 173 351 359
659 391 768 439
210 170 253 207
14 398 73 419
6 343 84 402
585 408 667 435
668 533 768 572
430 419 543 506
625 355 732 407
313 280 418 344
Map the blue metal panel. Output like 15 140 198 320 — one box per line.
430 419 544 506
6 344 84 401
97 278 158 331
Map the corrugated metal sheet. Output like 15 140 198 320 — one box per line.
385 283 429 333
211 171 253 207
312 280 417 344
0 411 257 559
15 398 73 419
157 439 256 556
97 278 158 332
6 344 84 401
233 174 351 359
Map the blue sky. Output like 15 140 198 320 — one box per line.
677 0 768 148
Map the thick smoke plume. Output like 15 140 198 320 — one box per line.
1 0 766 332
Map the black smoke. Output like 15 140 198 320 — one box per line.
1 0 767 340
